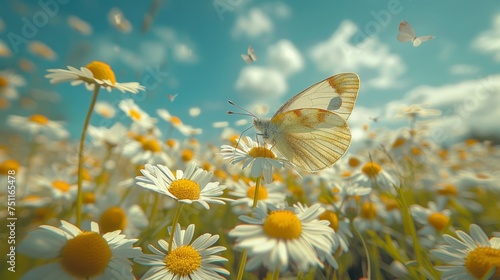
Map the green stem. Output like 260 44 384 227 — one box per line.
150 193 160 224
237 176 262 280
353 225 371 279
236 249 248 280
168 203 184 252
252 176 262 208
76 85 100 228
272 267 280 280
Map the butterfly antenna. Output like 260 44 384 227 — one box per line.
227 100 258 118
232 125 255 158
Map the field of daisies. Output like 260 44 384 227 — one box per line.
1 62 500 280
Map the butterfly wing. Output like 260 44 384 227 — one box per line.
241 54 252 64
248 46 257 62
415 35 435 47
269 108 351 172
397 21 416 43
274 73 359 121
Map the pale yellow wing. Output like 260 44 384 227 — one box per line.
274 73 360 120
270 108 351 172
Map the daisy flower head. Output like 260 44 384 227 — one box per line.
94 101 116 118
45 61 145 93
220 136 297 184
431 224 500 280
136 162 229 210
229 203 337 272
351 160 398 192
119 99 157 129
157 109 202 137
411 201 452 236
122 135 172 165
134 224 229 280
228 179 286 213
19 220 142 280
8 114 69 139
0 70 25 99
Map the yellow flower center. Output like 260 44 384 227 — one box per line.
361 162 382 178
169 179 200 200
21 195 40 202
248 147 276 159
52 180 71 192
0 97 9 109
465 247 500 279
247 185 268 200
319 210 339 231
181 149 194 162
213 169 228 180
129 109 142 121
392 137 406 148
465 138 478 146
164 245 201 277
411 147 422 156
166 139 177 148
82 192 95 204
263 210 302 239
348 157 361 168
170 116 182 126
437 184 458 196
427 213 448 231
0 159 20 175
60 231 112 278
142 139 162 153
0 76 8 87
99 206 127 234
29 114 49 125
85 61 116 85
360 201 377 220
383 198 399 211
341 170 352 178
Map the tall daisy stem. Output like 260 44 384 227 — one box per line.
168 203 184 252
76 85 100 228
237 176 262 280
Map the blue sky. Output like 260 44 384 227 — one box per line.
1 0 500 146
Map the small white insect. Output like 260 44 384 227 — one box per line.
167 94 178 102
397 21 435 47
229 73 360 172
241 46 258 64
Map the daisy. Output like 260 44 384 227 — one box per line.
157 108 202 136
319 209 353 253
45 61 144 93
351 161 398 192
136 162 228 210
119 99 157 129
134 224 229 280
430 224 500 280
18 220 142 280
121 135 172 165
88 122 128 149
228 179 286 213
86 191 148 238
411 201 451 237
220 136 297 183
0 70 25 99
229 203 336 272
7 114 69 139
94 101 116 118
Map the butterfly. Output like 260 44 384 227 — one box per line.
167 94 178 102
252 73 360 172
241 46 257 64
397 21 435 47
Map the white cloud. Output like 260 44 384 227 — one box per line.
235 66 287 98
262 2 291 19
232 8 273 38
449 64 480 76
267 39 304 76
309 20 406 89
385 75 500 143
154 27 198 63
472 13 500 61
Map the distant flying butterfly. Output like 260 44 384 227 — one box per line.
167 94 178 102
241 46 257 64
397 21 435 47
236 73 360 172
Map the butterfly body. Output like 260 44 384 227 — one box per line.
252 73 360 172
241 46 257 64
397 21 435 47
